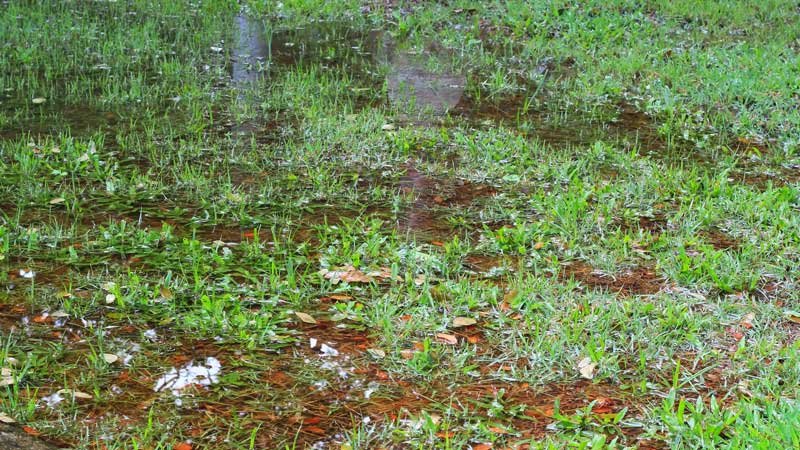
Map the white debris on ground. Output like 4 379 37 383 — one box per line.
319 343 339 357
40 392 64 408
153 357 222 397
143 329 158 340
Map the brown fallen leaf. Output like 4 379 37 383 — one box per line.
488 426 509 434
436 333 458 345
295 311 317 324
740 312 755 329
303 416 322 425
321 265 373 284
400 349 416 360
23 426 41 436
729 327 744 341
365 267 402 282
785 311 800 324
473 444 492 450
303 425 326 435
173 443 193 450
452 317 477 328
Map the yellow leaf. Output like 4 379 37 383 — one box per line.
160 286 174 299
295 311 317 324
452 317 477 328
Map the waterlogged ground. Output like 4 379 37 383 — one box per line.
1 1 800 449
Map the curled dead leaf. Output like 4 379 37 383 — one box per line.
784 311 800 324
740 312 755 329
400 349 416 360
577 357 596 380
22 425 41 436
0 412 15 423
58 389 92 400
436 333 458 345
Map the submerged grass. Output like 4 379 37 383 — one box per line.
1 1 800 449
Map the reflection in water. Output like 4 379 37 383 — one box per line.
232 14 270 138
232 14 270 86
383 43 465 119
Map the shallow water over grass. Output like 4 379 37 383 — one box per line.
2 2 800 449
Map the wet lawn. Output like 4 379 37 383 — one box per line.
1 1 800 449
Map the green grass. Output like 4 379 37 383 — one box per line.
1 1 800 449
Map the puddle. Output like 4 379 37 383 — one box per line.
385 43 466 122
232 14 270 86
560 261 663 296
0 104 122 141
395 164 497 240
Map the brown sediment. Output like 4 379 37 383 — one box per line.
698 229 740 251
560 261 664 295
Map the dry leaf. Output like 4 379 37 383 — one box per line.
105 293 116 304
436 333 458 345
32 97 46 104
22 425 41 436
303 425 326 435
488 426 508 434
381 123 395 131
367 348 386 359
577 357 596 380
452 317 477 328
740 312 755 329
321 266 373 284
400 349 416 360
0 412 15 423
295 311 317 324
366 267 402 281
48 197 65 205
160 286 174 299
58 389 92 400
785 311 800 324
103 353 119 364
173 443 193 450
473 444 492 450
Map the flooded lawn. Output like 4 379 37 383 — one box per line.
1 1 800 449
